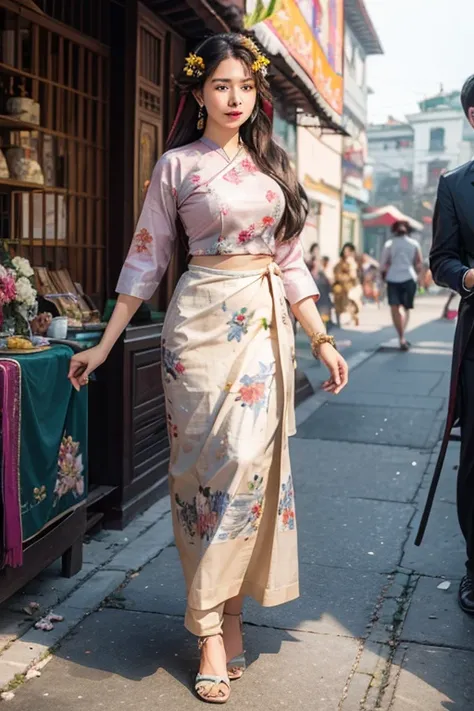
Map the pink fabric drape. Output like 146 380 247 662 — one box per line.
0 359 23 568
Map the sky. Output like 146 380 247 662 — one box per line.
364 0 474 124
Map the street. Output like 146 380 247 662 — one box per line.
1 292 472 710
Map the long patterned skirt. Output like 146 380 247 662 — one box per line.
162 262 299 614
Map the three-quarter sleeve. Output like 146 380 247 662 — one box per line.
116 156 177 301
274 237 319 305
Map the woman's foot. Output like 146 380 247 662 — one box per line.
196 635 230 703
223 612 243 662
223 612 245 679
198 634 228 678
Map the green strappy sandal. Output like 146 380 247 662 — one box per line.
195 636 231 704
224 612 246 681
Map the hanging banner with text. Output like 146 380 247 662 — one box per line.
249 0 344 116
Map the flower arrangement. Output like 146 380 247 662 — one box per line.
0 247 38 336
0 266 16 307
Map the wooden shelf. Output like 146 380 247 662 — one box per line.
0 178 67 193
0 62 107 103
0 115 41 131
0 114 105 150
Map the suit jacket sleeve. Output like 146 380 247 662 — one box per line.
430 175 470 296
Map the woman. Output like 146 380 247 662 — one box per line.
311 255 333 327
333 243 362 327
380 220 423 351
68 34 348 704
305 242 320 271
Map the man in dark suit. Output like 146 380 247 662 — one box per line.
418 75 474 615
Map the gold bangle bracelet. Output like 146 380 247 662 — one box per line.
310 332 337 358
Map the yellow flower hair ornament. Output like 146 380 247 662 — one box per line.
239 36 271 76
183 53 205 78
252 53 270 76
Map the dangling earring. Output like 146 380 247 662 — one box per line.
250 105 259 123
197 105 205 130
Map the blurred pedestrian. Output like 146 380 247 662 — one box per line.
321 255 333 284
380 220 423 351
442 289 460 320
311 255 334 328
417 75 474 617
361 254 381 306
306 242 320 271
420 259 433 292
333 243 362 327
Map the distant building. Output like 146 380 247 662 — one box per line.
367 91 474 256
341 0 383 251
297 129 344 266
407 91 468 195
367 118 414 212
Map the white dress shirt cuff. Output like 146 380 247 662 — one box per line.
462 270 474 297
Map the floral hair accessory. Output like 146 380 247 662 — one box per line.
252 53 270 76
239 36 270 76
183 53 205 78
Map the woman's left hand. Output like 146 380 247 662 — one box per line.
318 343 349 395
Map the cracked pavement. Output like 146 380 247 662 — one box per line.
2 295 472 710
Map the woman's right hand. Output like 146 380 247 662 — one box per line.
68 345 107 391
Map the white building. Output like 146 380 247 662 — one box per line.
367 92 472 256
367 119 414 211
462 113 474 161
406 91 468 194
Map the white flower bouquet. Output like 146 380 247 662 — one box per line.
0 250 38 336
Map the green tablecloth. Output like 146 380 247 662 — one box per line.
9 345 88 541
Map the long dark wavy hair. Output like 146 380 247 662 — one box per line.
166 33 308 243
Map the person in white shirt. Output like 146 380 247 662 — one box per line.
380 220 423 350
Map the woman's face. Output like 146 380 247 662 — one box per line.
199 57 257 132
343 246 354 259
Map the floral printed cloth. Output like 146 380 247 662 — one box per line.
163 263 299 617
116 137 319 306
2 345 88 544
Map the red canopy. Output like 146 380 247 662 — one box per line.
362 205 423 232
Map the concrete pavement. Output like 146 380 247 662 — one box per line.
2 293 472 710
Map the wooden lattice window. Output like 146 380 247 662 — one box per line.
135 5 164 219
31 0 113 45
0 2 109 301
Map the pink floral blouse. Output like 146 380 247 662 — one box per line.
116 137 319 305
